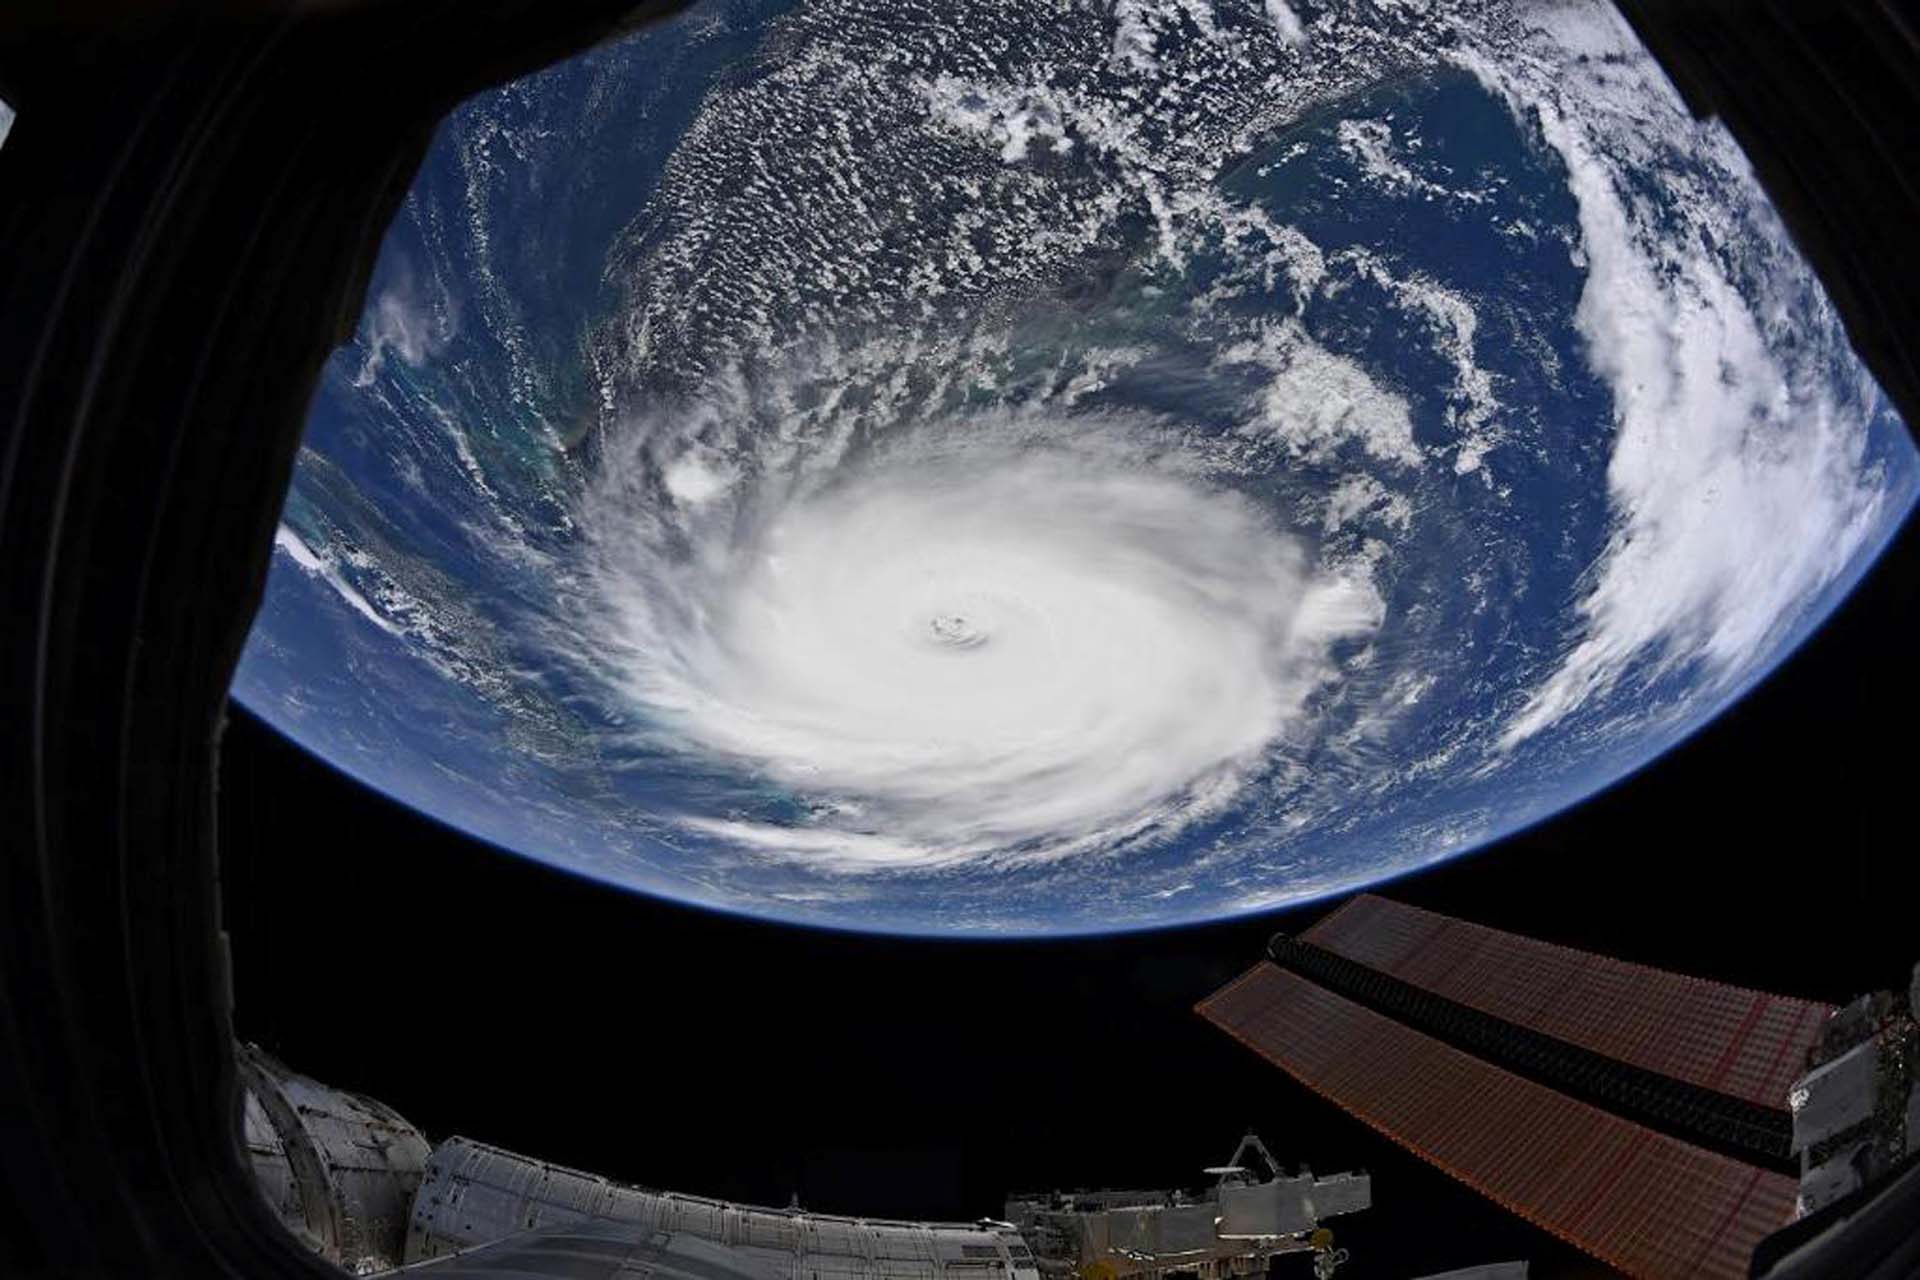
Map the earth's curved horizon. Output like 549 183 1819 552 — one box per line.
234 0 1919 936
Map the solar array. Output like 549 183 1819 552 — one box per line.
1301 895 1832 1110
1200 964 1798 1280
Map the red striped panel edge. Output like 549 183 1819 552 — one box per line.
1198 963 1796 1280
1300 895 1832 1110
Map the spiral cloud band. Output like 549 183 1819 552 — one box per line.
576 420 1384 871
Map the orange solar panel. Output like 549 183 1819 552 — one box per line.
1199 963 1797 1280
1302 895 1832 1110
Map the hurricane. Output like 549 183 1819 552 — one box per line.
233 0 1918 933
571 396 1385 870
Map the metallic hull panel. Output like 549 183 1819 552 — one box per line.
395 1218 788 1280
407 1135 1040 1280
237 1043 431 1273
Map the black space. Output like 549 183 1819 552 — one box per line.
219 508 1916 1280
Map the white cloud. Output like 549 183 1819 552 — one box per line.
662 449 736 507
1479 5 1897 748
353 264 457 386
1340 248 1501 473
1323 472 1414 533
273 525 401 637
1218 320 1423 467
1265 0 1308 46
1111 0 1226 74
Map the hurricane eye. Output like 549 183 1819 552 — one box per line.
928 614 987 649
